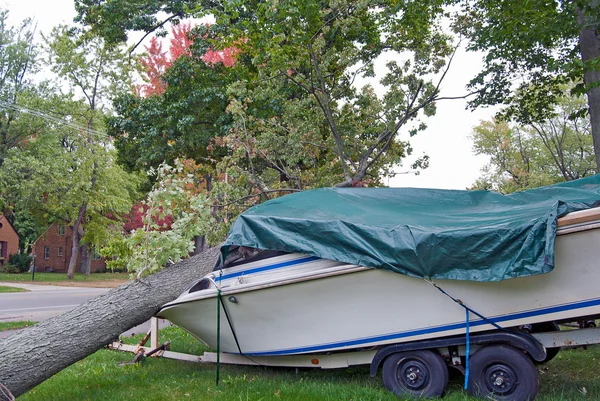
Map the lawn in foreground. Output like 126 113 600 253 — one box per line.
19 327 600 401
0 285 28 293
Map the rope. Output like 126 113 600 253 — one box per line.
424 278 504 331
220 295 244 355
424 277 505 391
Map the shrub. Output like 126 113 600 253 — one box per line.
1 264 21 273
8 253 32 273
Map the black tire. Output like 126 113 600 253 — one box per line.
531 322 560 364
382 350 448 399
467 344 539 400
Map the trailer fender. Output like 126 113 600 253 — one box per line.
369 331 547 377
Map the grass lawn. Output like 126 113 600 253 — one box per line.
0 285 28 293
0 272 130 287
18 326 600 401
0 321 36 331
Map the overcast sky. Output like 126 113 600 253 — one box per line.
3 0 496 190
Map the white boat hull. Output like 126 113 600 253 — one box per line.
157 220 600 356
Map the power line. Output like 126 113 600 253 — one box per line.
0 99 111 141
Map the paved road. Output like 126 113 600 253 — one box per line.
0 282 110 322
0 282 168 339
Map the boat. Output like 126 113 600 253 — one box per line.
156 178 600 357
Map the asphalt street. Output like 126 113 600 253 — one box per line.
0 282 168 339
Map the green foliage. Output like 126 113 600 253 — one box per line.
108 50 236 173
74 0 201 44
7 253 32 273
0 8 38 167
471 92 597 193
77 0 456 189
220 0 452 186
101 160 213 278
10 209 41 253
456 0 593 123
0 264 20 273
44 25 134 112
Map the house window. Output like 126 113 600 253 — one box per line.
58 225 65 236
93 249 102 260
0 242 4 260
44 246 50 259
58 247 63 257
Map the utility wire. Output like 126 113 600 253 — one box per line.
0 99 111 141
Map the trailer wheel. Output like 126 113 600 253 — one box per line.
467 344 539 401
531 322 560 364
382 350 448 398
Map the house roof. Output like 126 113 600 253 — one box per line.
31 221 67 248
0 215 20 240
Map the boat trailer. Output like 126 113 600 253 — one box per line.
110 317 600 399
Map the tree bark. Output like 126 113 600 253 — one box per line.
193 235 208 255
79 244 91 275
66 204 86 279
0 247 220 398
578 7 600 172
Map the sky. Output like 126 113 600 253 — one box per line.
2 0 496 190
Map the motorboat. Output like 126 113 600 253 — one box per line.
157 187 600 357
154 177 600 400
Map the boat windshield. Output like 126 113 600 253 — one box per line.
213 246 288 271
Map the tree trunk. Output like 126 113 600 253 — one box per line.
193 235 208 255
578 7 600 172
79 244 91 275
66 204 86 279
0 247 220 398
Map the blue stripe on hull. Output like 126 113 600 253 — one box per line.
215 256 321 282
246 297 600 356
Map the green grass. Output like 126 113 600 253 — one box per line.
0 285 28 293
0 321 36 331
18 326 600 401
0 272 130 283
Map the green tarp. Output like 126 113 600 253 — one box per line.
222 175 600 281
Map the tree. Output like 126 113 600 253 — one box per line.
44 26 136 277
108 24 239 173
456 0 600 171
0 9 37 168
0 246 220 398
101 160 213 278
471 94 596 193
217 0 451 187
77 0 468 187
74 0 199 44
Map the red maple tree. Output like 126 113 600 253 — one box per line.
123 202 174 233
137 23 240 97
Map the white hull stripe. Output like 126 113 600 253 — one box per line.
245 297 600 356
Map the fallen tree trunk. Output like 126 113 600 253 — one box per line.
0 247 220 398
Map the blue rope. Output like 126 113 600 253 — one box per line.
464 308 470 390
424 277 505 391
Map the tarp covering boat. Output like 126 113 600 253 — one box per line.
222 175 600 282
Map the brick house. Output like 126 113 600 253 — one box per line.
32 223 106 273
0 215 19 266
